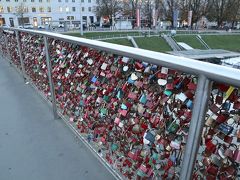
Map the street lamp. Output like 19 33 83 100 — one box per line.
80 0 83 36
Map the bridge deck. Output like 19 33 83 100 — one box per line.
0 57 114 180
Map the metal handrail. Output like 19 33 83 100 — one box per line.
4 27 240 87
1 27 240 180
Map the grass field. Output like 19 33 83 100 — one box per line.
103 38 133 47
135 37 172 52
66 32 240 53
174 35 206 49
202 35 240 52
64 31 140 39
103 37 171 52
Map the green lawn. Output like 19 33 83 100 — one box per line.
65 31 240 53
103 38 133 47
64 31 140 39
135 37 172 52
202 35 240 52
174 35 206 49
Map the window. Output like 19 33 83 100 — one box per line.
88 7 91 12
39 0 42 2
41 17 51 25
39 7 44 12
6 0 10 2
23 7 28 12
23 0 27 2
33 17 37 26
47 0 50 2
81 7 84 12
66 7 69 12
65 0 68 2
31 0 34 2
32 7 36 12
47 7 51 12
9 17 14 27
0 6 4 13
67 16 74 20
72 7 75 12
81 0 84 2
59 7 63 12
58 0 61 2
7 6 12 12
15 0 18 2
72 0 75 2
88 0 91 2
89 16 94 23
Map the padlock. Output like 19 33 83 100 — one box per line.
206 165 218 176
170 140 181 150
205 114 217 128
187 76 197 91
224 144 237 159
209 103 220 114
233 100 240 109
139 93 147 104
205 139 218 155
222 100 232 111
233 145 240 163
222 165 237 177
218 123 233 135
211 154 222 167
177 92 187 102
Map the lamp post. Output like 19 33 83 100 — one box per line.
80 0 83 36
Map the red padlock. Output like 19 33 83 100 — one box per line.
233 145 240 163
205 139 218 155
206 165 218 176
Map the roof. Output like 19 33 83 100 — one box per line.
168 49 240 60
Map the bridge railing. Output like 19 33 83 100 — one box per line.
0 27 240 180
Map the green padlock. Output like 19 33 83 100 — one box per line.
137 169 146 177
100 108 107 117
152 152 158 160
103 95 110 103
167 120 180 133
116 89 123 99
111 144 118 151
164 90 172 96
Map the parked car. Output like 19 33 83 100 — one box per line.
38 25 45 29
102 23 111 28
93 22 100 27
58 24 64 28
1 24 10 28
23 23 34 29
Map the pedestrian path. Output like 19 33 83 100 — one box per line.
0 57 115 180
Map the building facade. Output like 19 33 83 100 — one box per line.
0 0 97 27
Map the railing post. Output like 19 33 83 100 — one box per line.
4 33 12 62
15 30 27 82
0 33 3 57
43 35 59 119
180 75 212 180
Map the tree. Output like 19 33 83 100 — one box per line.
121 0 143 28
157 0 180 26
227 0 240 28
178 0 210 28
206 0 240 27
94 0 123 26
15 3 28 27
